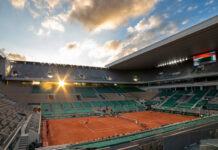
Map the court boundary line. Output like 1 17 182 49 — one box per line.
78 120 126 133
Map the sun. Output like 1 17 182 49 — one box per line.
58 80 66 87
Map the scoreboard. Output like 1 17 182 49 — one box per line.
193 51 216 66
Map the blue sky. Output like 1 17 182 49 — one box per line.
0 0 217 67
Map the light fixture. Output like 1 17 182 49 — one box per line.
157 57 189 68
106 76 112 81
32 81 40 85
47 72 53 78
12 70 18 77
133 76 139 82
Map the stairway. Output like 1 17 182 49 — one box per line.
192 89 210 109
18 136 29 150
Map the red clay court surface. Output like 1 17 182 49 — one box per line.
44 111 196 146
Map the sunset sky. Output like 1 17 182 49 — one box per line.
0 0 217 67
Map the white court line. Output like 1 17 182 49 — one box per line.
92 127 124 132
77 118 141 133
78 120 124 133
85 125 95 133
93 128 124 132
78 120 96 133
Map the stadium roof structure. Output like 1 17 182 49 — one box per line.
106 15 218 70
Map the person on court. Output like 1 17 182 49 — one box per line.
85 119 89 125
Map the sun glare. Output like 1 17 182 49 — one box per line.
58 80 66 87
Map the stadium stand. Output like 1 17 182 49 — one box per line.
0 97 32 149
103 93 124 100
40 99 143 119
206 89 217 97
96 87 115 93
177 90 207 109
159 89 174 97
196 100 207 108
162 90 190 107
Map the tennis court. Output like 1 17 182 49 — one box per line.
43 111 196 146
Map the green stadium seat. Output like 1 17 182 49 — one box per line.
74 87 97 98
126 100 137 105
111 87 126 93
196 100 207 107
177 90 207 109
125 105 137 110
161 90 191 107
95 87 143 93
162 95 182 107
103 101 113 106
111 106 126 111
110 101 121 106
82 102 92 107
76 108 94 114
118 100 128 106
52 103 62 110
62 102 72 109
159 90 174 97
206 89 217 97
207 103 218 110
145 100 161 105
41 103 52 115
72 102 83 108
122 87 144 92
91 101 105 107
95 87 115 93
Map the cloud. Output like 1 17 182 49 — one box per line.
58 39 120 67
57 13 68 22
28 7 40 18
6 53 26 61
29 25 50 36
177 9 183 13
125 34 135 41
10 0 46 18
36 28 51 36
65 42 79 51
32 0 47 10
187 5 198 11
205 0 214 5
41 16 65 32
163 14 169 19
45 0 60 9
32 0 63 10
182 19 189 25
10 0 27 9
30 0 68 18
68 0 159 32
104 40 122 51
114 15 178 61
34 12 68 36
127 15 162 33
